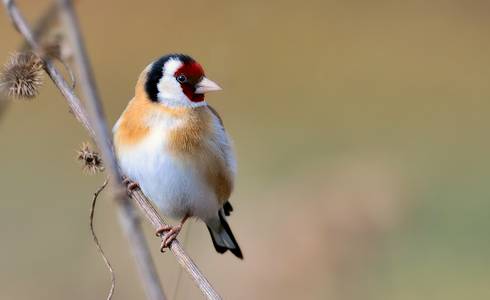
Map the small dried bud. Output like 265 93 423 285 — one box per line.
77 143 104 174
39 41 62 60
0 52 44 99
41 29 73 62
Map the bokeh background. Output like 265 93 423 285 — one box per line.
1 0 490 299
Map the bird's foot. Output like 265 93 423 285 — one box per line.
122 176 139 194
156 224 182 252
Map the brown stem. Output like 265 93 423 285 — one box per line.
2 1 222 299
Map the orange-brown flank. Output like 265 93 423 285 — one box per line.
169 107 233 205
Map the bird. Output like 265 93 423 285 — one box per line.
113 54 242 259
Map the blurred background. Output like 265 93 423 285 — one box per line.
1 0 490 299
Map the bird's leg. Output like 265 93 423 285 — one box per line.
156 214 189 252
122 176 139 194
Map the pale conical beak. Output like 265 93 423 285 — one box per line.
195 77 222 94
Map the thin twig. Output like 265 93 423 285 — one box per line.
130 190 221 299
89 179 115 300
172 224 191 300
21 2 76 89
2 1 222 299
19 2 58 52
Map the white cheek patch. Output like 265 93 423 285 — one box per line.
157 76 186 104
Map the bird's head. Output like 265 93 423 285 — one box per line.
142 54 221 108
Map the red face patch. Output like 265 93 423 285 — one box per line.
174 62 205 102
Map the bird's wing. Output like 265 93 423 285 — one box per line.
206 105 236 211
207 104 224 127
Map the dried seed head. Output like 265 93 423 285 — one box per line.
0 52 44 99
77 143 104 174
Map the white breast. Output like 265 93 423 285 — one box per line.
114 111 232 222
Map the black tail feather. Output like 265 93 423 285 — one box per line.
206 211 243 259
207 225 227 254
219 212 243 259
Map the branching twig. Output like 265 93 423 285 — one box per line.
2 1 222 299
89 179 114 300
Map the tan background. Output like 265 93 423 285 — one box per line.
1 0 490 299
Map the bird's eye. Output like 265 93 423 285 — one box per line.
176 74 188 83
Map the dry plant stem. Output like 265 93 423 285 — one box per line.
131 191 222 300
56 0 120 179
90 179 115 300
20 2 58 52
2 1 222 299
56 0 166 299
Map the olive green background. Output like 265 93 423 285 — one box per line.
1 0 490 299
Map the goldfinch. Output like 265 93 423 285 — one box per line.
113 54 242 259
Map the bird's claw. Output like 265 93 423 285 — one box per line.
122 176 139 194
156 224 182 252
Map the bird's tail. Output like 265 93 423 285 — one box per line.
207 211 243 259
